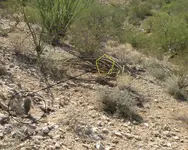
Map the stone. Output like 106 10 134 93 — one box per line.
105 146 114 150
102 128 109 134
32 135 45 140
84 126 93 136
3 124 13 134
95 141 105 150
124 133 134 139
82 144 90 149
11 131 25 140
37 126 50 136
164 142 172 147
134 135 141 141
0 113 9 125
112 131 123 138
9 64 15 68
55 143 61 149
173 136 180 140
143 123 149 127
0 132 4 139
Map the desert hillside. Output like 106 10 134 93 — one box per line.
0 0 188 150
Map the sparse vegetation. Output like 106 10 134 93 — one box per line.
144 59 170 81
99 87 143 122
1 1 188 149
166 73 188 101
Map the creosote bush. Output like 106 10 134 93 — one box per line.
99 87 143 122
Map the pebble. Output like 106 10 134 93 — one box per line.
113 131 123 138
102 128 109 134
124 133 134 139
164 142 172 147
37 126 50 136
143 123 149 127
0 113 9 125
105 146 114 150
55 143 61 149
0 132 4 139
95 141 105 150
173 136 180 140
11 131 25 140
3 124 13 134
32 135 45 140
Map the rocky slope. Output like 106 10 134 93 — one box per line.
0 17 188 150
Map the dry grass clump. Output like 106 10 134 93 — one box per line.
144 59 171 81
99 87 143 123
165 73 188 101
105 42 145 66
40 58 67 81
117 73 133 88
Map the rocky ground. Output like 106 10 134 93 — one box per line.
0 16 188 150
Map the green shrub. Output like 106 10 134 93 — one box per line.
144 12 188 53
35 0 93 45
127 1 152 25
70 1 126 58
162 0 188 15
70 26 102 59
119 24 147 48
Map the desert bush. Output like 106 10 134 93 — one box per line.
70 1 126 58
117 74 133 88
162 0 188 15
99 87 143 122
40 58 67 81
119 24 147 48
149 13 188 53
166 73 188 101
127 0 152 25
144 59 171 81
0 0 21 13
70 27 103 59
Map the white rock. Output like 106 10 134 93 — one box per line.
143 123 149 127
166 142 172 147
105 146 114 150
95 141 105 150
173 136 180 140
113 131 123 138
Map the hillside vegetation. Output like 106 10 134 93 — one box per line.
0 0 188 150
